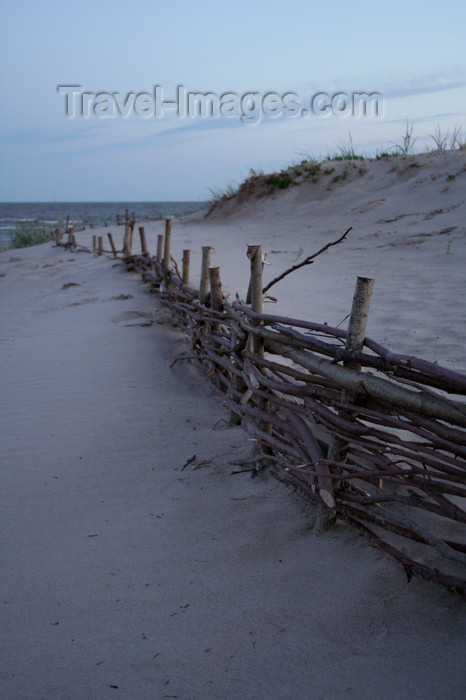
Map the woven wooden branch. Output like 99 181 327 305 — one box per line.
120 239 466 595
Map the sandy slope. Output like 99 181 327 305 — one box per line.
1 151 465 699
179 150 466 370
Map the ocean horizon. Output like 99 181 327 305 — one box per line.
0 201 208 244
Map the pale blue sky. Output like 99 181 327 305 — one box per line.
1 0 465 201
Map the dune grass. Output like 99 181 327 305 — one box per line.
207 181 239 205
207 123 465 202
0 221 53 252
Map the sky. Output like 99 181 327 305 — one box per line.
0 0 465 202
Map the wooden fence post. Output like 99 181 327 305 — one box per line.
327 276 375 464
98 236 104 256
162 218 172 276
156 234 164 265
139 226 148 256
344 276 375 371
92 235 97 252
209 266 223 331
246 250 267 304
247 245 264 357
107 232 117 258
123 219 133 258
247 244 271 437
182 249 190 286
199 246 212 305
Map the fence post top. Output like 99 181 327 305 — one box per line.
247 244 261 259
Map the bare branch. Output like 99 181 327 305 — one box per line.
262 227 351 294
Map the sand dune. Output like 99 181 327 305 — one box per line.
1 150 465 699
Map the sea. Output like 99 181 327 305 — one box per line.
0 201 208 246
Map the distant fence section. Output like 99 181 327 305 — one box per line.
53 216 466 596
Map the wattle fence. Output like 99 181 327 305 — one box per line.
53 217 466 596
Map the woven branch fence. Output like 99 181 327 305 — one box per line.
54 218 466 595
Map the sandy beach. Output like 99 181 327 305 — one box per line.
1 150 465 699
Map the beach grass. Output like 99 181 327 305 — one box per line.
0 221 53 252
208 124 465 201
207 181 239 205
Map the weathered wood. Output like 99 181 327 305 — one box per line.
182 249 190 285
114 233 466 595
163 219 172 275
345 277 375 370
139 226 148 255
246 250 267 304
156 234 164 264
247 245 264 358
232 302 466 393
107 232 118 258
98 236 104 256
263 227 351 294
209 267 223 331
123 220 133 258
92 235 97 252
328 276 375 466
199 246 213 305
264 338 466 427
247 244 272 440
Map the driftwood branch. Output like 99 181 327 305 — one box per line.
262 227 351 294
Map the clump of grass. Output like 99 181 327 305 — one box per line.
376 149 396 159
304 162 321 177
392 121 417 155
429 123 466 151
333 168 348 183
1 221 52 251
430 124 449 151
324 132 364 161
267 170 294 193
207 181 239 205
335 132 364 160
295 154 322 179
449 124 465 150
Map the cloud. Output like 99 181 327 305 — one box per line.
43 113 281 160
382 73 466 101
0 125 99 146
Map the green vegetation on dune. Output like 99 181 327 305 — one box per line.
0 221 53 252
205 123 465 209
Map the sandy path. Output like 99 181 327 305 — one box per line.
1 237 465 699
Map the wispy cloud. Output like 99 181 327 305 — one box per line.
44 115 267 159
382 72 466 101
0 125 101 146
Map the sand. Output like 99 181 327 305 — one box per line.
1 150 465 699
